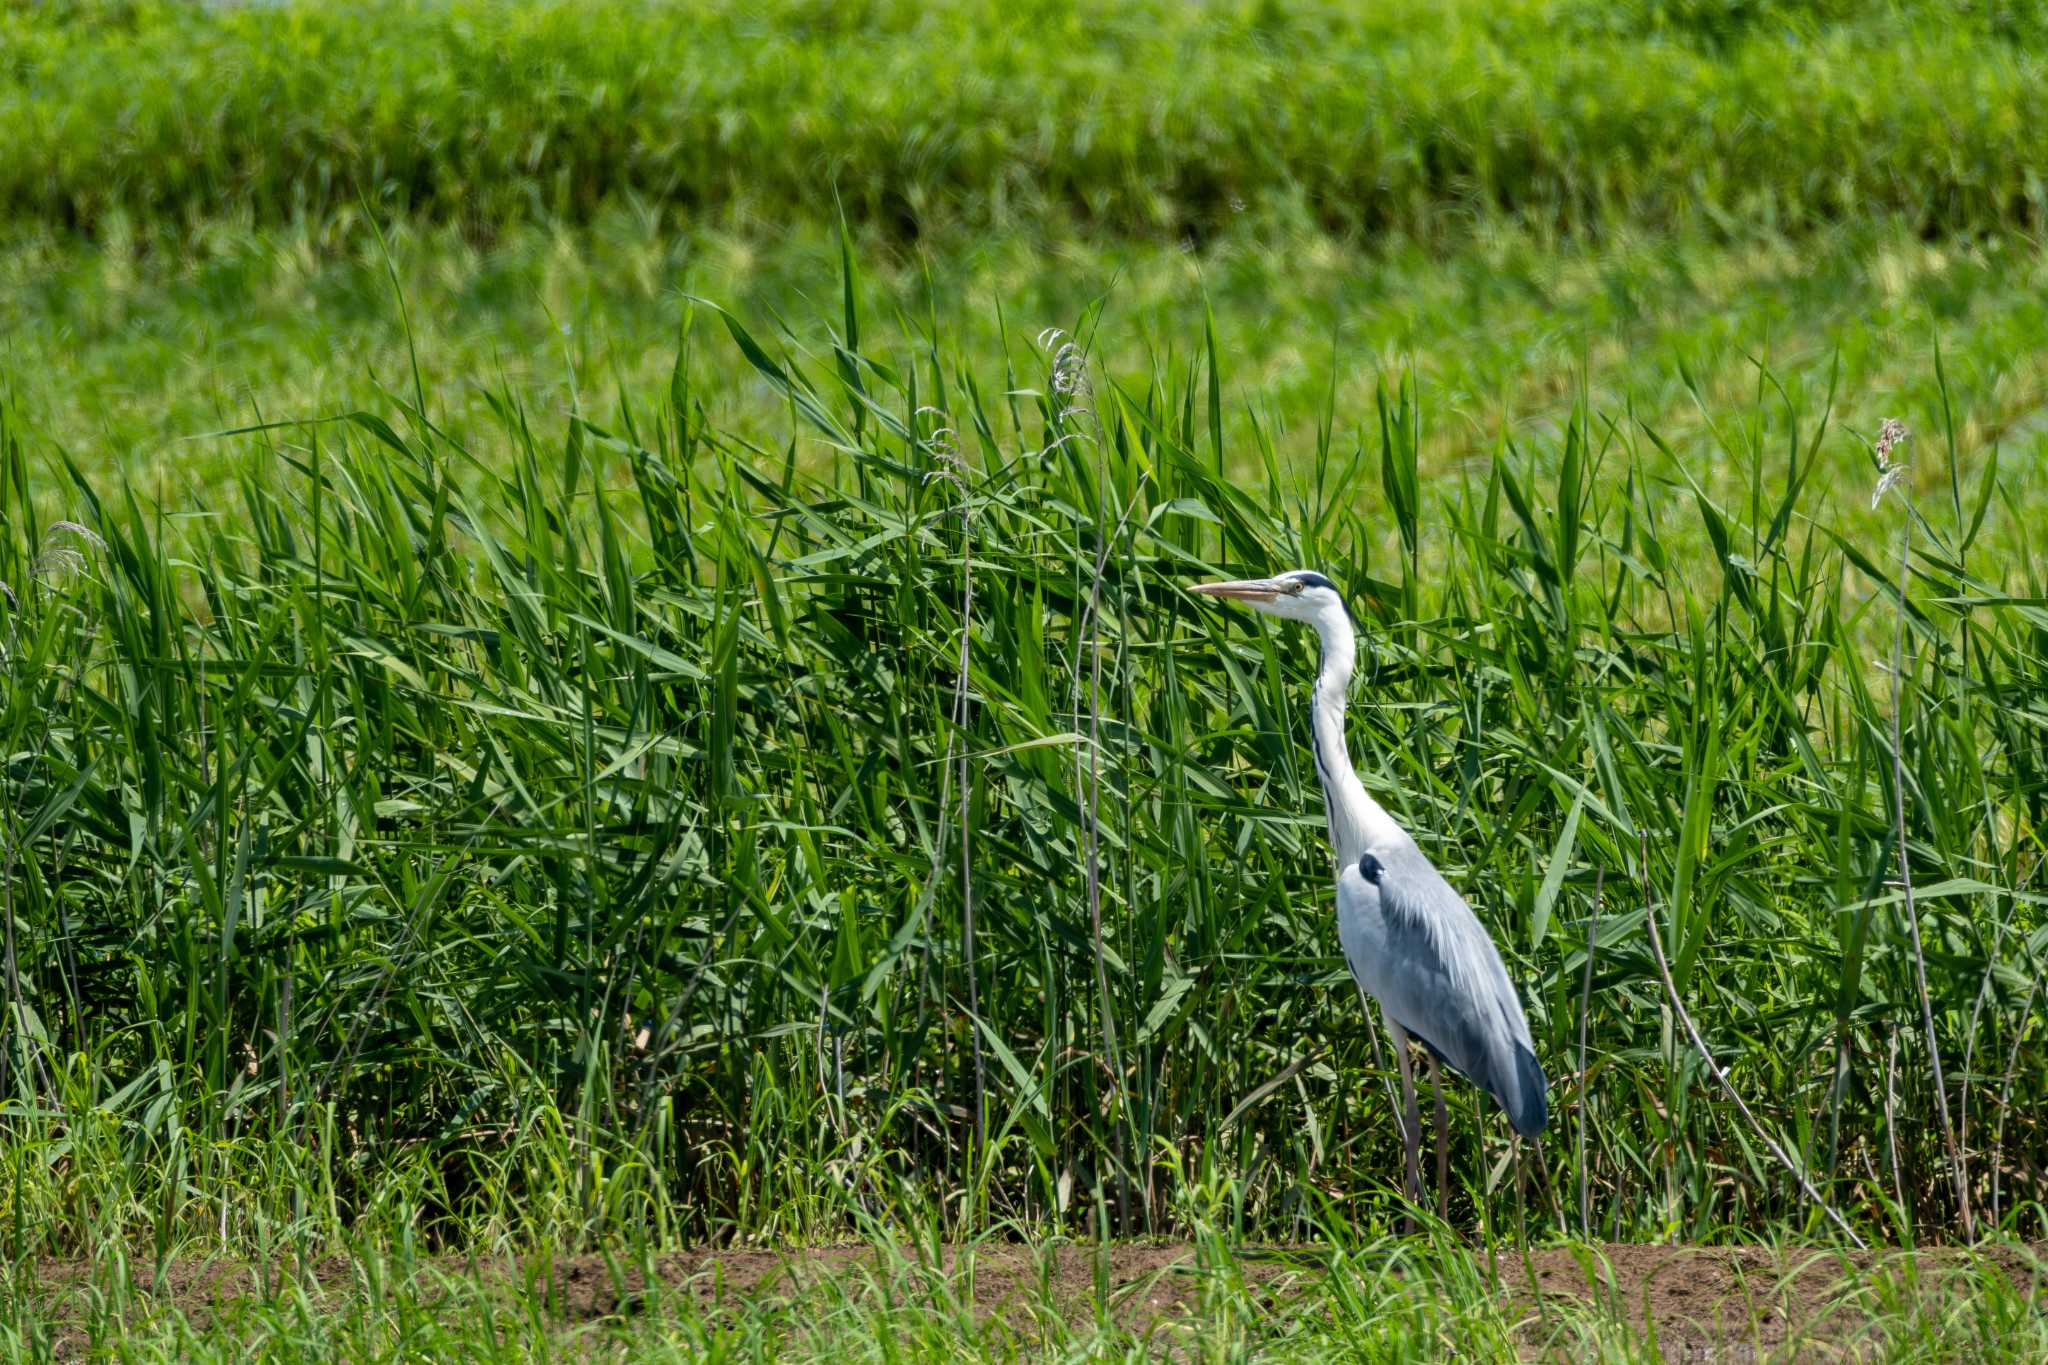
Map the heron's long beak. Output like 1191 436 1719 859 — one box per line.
1190 578 1286 603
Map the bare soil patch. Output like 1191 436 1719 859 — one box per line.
1515 1242 2046 1359
21 1240 2044 1358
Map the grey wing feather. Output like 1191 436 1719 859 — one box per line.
1337 842 1547 1137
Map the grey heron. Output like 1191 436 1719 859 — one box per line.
1191 569 1546 1213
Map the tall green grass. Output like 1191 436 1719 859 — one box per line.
7 0 2048 241
0 264 2041 1258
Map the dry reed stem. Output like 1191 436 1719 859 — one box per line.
1577 866 1603 1241
1638 833 1867 1250
1875 417 1973 1241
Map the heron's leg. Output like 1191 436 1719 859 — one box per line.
1426 1051 1450 1220
1512 1133 1530 1251
1387 1016 1423 1215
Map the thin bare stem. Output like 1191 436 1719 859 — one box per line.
1084 481 1130 1231
921 408 986 1188
0 808 23 1101
952 463 983 1162
1887 511 1973 1241
1639 835 1866 1249
1885 1028 1904 1223
1045 329 1130 1231
1577 867 1603 1241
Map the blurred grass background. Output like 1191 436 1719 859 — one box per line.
6 0 2047 568
7 0 2047 239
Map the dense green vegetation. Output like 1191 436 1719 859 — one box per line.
3 274 2042 1257
6 0 2048 241
5 0 2047 1356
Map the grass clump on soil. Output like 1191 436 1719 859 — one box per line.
8 1232 2046 1360
6 0 2048 242
0 259 2042 1266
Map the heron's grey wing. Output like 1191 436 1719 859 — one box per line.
1338 844 1547 1137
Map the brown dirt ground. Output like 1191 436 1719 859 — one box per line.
1515 1242 2045 1359
21 1241 2047 1359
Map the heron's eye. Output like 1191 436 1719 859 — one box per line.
1283 579 1305 596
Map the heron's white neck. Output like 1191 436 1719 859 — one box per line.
1307 610 1403 867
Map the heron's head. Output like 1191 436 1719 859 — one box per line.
1190 569 1346 625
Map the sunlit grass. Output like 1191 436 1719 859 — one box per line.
5 4 2043 1356
5 211 2043 576
0 242 2040 1269
6 1225 2043 1361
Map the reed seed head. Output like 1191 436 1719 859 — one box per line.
1871 418 1909 508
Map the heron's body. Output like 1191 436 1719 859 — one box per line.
1337 843 1547 1137
1191 567 1547 1203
